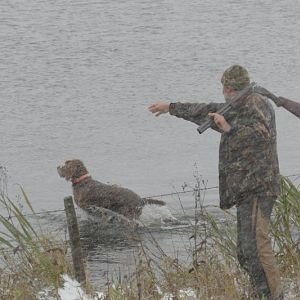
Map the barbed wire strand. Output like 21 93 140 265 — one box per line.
0 173 299 253
1 173 299 219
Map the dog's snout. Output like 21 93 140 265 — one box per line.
57 165 64 177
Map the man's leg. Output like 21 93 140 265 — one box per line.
237 196 283 299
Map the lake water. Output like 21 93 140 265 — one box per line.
1 0 299 289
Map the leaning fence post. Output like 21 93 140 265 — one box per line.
64 196 86 285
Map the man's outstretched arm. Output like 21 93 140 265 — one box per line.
148 102 226 129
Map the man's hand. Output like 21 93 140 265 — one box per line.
148 103 170 117
208 113 231 133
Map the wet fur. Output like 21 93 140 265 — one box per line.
57 159 165 220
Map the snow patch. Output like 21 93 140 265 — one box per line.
39 274 104 300
161 288 197 300
59 275 105 300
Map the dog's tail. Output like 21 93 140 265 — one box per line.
143 198 166 206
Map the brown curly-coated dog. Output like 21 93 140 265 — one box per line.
57 159 165 220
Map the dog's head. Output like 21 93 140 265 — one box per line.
57 159 88 181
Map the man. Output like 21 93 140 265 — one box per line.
148 65 283 300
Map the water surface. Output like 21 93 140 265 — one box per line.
1 0 299 288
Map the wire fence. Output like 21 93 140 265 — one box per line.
1 173 299 220
0 173 299 254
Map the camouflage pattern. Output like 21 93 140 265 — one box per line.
169 92 281 209
221 64 250 90
169 92 282 299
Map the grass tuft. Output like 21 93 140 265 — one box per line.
0 173 71 299
103 175 300 299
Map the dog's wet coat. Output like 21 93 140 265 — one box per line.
57 159 165 220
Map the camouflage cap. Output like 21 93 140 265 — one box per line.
221 65 250 90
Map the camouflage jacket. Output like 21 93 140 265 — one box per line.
169 92 281 209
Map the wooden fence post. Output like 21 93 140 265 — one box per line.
64 196 86 285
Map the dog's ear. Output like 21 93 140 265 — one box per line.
67 160 88 179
